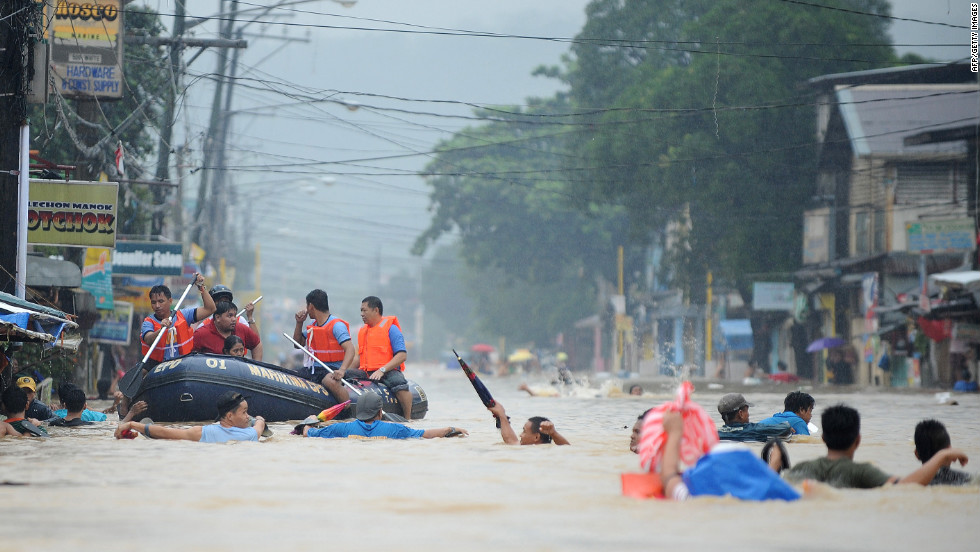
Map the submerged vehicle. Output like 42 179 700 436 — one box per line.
133 353 428 422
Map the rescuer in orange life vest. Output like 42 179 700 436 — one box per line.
141 273 216 371
345 295 414 420
293 289 356 404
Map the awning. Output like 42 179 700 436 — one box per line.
930 270 980 289
25 255 82 287
0 291 79 349
717 319 753 351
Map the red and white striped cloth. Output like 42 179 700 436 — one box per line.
638 381 719 473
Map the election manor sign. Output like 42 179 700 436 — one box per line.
27 179 117 248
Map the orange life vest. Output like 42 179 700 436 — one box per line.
305 317 351 365
357 316 405 372
142 310 194 362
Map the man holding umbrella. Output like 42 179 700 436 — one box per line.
807 336 850 384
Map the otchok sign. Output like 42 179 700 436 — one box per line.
28 179 118 248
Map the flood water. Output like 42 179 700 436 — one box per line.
1 364 978 551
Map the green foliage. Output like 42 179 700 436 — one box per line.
414 98 628 343
11 343 77 384
417 0 903 342
564 0 897 299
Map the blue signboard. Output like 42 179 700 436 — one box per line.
906 219 975 253
113 241 184 276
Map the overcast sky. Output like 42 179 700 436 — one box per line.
148 0 976 324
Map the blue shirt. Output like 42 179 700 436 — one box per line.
307 419 424 440
53 408 107 422
141 307 199 360
200 424 259 443
302 315 352 369
388 324 406 354
757 411 809 435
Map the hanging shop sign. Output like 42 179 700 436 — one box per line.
49 0 124 99
81 247 114 309
752 282 795 311
89 300 132 345
27 179 118 248
906 218 975 254
113 241 184 276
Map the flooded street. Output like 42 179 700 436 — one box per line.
2 365 978 552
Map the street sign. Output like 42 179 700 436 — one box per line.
906 219 975 253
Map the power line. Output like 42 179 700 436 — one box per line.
775 0 969 29
122 5 947 67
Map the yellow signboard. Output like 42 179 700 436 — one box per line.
49 0 124 98
28 179 118 248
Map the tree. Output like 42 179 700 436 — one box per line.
413 97 630 344
562 0 897 300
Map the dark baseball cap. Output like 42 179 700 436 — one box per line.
717 393 754 415
356 392 383 421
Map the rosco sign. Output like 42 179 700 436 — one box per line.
54 1 120 21
49 0 124 99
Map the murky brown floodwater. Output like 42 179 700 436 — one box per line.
1 364 977 552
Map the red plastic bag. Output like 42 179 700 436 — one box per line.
637 381 719 473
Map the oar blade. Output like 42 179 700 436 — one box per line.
119 362 146 398
383 412 408 423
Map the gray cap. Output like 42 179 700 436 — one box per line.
356 392 384 421
717 393 753 415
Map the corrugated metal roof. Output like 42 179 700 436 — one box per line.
835 84 978 157
807 62 974 89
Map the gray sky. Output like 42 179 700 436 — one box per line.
155 0 976 326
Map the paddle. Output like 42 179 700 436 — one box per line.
452 349 504 428
119 276 199 398
236 295 263 318
281 332 407 423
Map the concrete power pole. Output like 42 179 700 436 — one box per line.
0 1 41 295
150 0 186 239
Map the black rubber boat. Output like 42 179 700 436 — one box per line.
132 353 428 422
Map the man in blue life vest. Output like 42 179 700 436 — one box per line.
292 289 355 403
346 296 414 420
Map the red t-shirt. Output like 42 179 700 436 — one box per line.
193 321 260 355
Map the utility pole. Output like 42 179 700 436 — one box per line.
192 0 239 271
0 1 41 296
151 0 186 239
